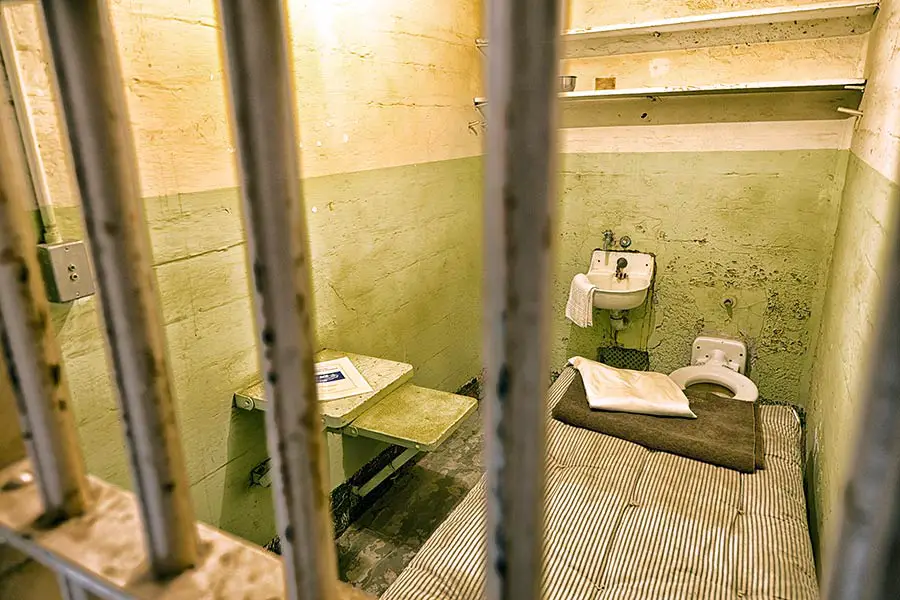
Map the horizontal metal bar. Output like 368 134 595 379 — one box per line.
0 459 374 600
215 1 337 598
0 37 88 522
483 0 560 598
38 0 198 577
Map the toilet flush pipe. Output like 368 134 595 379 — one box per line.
0 14 62 245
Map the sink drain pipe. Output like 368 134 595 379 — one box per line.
609 310 629 331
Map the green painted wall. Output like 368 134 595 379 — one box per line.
553 149 847 406
804 0 900 575
44 156 482 544
306 159 483 392
806 153 899 569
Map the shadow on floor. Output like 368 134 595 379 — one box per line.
335 405 484 596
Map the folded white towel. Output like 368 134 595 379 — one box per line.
565 273 597 328
569 356 697 419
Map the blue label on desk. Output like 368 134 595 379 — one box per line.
316 370 346 384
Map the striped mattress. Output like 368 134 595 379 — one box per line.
381 367 818 600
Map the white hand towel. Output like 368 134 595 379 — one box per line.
565 273 597 328
569 356 697 419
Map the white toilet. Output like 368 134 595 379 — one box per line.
669 336 759 402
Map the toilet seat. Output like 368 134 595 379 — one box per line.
669 365 759 402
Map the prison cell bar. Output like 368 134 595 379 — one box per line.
215 1 338 599
482 0 560 598
37 0 199 578
0 24 88 527
0 28 93 600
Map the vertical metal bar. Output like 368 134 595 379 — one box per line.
0 11 62 245
0 28 88 522
825 208 900 599
483 0 559 598
2 23 92 600
56 574 90 600
215 2 336 598
37 0 198 577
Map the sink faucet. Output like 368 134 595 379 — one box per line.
615 257 628 280
602 230 615 252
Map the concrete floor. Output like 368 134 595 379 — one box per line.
336 405 484 596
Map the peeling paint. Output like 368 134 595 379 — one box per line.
552 147 846 407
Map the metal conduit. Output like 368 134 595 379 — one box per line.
0 11 62 245
37 0 198 577
0 39 88 523
215 1 337 598
482 0 560 598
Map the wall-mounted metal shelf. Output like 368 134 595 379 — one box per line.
561 78 866 100
478 1 878 58
474 78 865 107
473 79 866 125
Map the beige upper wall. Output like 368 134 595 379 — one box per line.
3 0 482 202
565 0 830 29
560 35 865 91
851 0 900 181
560 119 853 153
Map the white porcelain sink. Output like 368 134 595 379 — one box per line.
587 250 654 311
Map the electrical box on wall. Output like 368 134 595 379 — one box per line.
36 241 95 303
